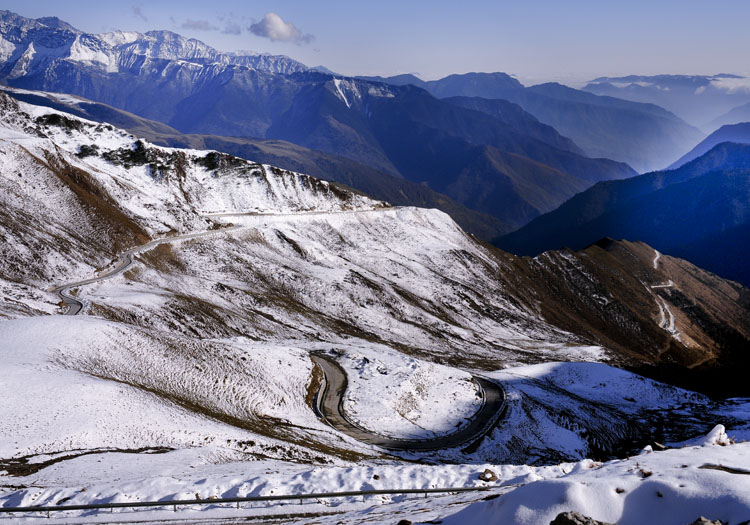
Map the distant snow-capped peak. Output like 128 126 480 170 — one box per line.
0 10 309 76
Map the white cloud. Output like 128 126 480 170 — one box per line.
710 76 750 94
249 12 314 44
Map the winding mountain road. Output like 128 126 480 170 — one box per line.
649 249 681 340
51 226 243 316
311 354 506 451
50 211 507 452
51 208 397 315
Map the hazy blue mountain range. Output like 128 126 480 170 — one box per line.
358 73 426 87
497 142 750 286
364 72 703 173
264 79 634 228
441 96 583 154
584 74 750 131
0 11 636 233
670 122 750 168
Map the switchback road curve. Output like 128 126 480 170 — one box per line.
311 354 506 451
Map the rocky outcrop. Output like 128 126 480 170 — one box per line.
550 512 614 525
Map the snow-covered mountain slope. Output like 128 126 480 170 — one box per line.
2 93 750 523
86 206 593 364
0 315 359 464
0 92 380 315
2 325 748 524
1 91 747 431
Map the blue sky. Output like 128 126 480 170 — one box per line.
2 1 748 84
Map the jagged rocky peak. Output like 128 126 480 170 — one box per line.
0 10 77 54
34 16 76 31
125 30 221 62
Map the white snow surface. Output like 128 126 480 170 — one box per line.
442 439 750 525
1 455 570 523
68 35 111 67
0 35 15 62
3 426 750 524
97 30 141 48
338 349 481 439
333 77 351 108
0 316 327 461
491 361 705 414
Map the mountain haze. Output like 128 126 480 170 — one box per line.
709 102 750 131
669 122 750 168
370 72 703 173
584 74 750 130
267 79 634 228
